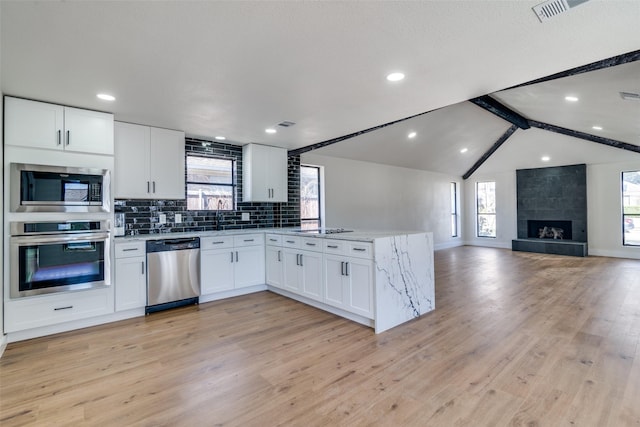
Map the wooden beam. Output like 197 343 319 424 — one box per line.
469 95 530 129
528 120 640 154
463 124 518 180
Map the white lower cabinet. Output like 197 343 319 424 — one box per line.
115 240 147 311
200 234 265 295
283 248 323 302
324 254 374 319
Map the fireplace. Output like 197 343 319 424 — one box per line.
528 220 572 240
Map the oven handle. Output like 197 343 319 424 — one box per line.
10 231 111 245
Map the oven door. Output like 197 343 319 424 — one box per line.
10 232 111 298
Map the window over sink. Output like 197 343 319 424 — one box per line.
186 154 235 211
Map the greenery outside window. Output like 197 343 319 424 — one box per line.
186 154 235 211
477 181 496 238
622 171 640 246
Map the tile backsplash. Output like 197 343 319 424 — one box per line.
115 137 301 235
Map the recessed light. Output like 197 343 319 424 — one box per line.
408 131 417 139
592 126 603 131
96 93 115 101
564 96 579 102
541 156 550 162
215 136 226 141
265 128 277 134
460 148 468 153
386 72 405 82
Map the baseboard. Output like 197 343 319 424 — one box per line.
588 248 640 260
434 240 464 251
462 240 512 249
200 284 268 303
0 335 7 358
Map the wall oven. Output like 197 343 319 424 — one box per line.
10 220 111 298
10 163 110 213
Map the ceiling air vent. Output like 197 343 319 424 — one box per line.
532 0 590 22
620 91 640 102
277 121 296 127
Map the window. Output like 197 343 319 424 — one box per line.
186 154 235 211
622 171 640 246
477 181 496 238
450 182 458 237
300 165 321 230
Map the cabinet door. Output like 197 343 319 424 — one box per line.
114 122 151 198
234 245 265 289
115 256 147 311
323 255 346 310
149 127 185 199
300 250 323 302
63 106 114 155
282 249 301 293
4 97 64 150
345 258 374 319
268 146 288 202
201 249 235 294
266 246 284 289
243 144 270 202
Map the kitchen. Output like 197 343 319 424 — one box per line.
1 1 640 425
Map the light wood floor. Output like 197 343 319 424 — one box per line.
1 246 640 426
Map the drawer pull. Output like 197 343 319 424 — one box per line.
244 239 255 242
54 306 73 311
353 248 367 252
305 242 316 246
327 245 338 249
212 241 225 244
122 248 139 252
286 240 295 244
269 238 278 242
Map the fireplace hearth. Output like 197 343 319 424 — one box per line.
528 220 572 240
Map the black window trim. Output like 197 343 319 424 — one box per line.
185 153 236 211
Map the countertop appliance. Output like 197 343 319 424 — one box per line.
146 237 200 313
10 220 111 298
10 163 110 213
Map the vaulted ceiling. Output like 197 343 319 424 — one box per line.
2 1 639 177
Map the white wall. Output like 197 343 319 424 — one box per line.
0 2 6 354
301 153 463 250
463 170 517 249
588 161 640 259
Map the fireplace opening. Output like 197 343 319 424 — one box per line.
528 220 572 240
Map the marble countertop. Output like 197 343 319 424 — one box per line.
114 228 429 243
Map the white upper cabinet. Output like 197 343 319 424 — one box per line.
4 96 114 155
114 122 185 199
242 143 288 202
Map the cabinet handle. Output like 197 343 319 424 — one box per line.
296 254 300 266
122 248 139 252
66 130 70 145
327 245 338 249
345 262 350 276
244 239 254 242
212 241 225 245
299 254 303 267
235 251 239 262
278 250 281 262
153 181 156 193
305 242 316 247
141 261 145 274
57 130 62 145
147 181 150 193
269 238 278 242
54 306 73 311
341 261 345 276
353 248 367 252
230 251 234 263
286 240 295 244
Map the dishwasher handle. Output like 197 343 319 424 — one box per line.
146 237 200 252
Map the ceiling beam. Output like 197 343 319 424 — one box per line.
469 95 530 129
528 120 640 154
503 49 640 90
463 125 519 180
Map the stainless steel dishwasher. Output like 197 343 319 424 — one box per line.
146 237 200 313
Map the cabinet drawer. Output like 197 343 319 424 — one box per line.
323 239 347 255
5 288 113 333
201 236 234 250
347 242 373 259
115 241 146 258
301 237 322 252
282 236 301 248
234 233 264 247
266 234 283 246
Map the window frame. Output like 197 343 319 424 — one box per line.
622 170 640 247
185 153 236 211
300 164 323 230
450 182 458 238
476 181 496 238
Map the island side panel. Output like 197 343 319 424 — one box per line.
374 232 435 333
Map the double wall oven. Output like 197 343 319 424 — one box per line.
8 163 112 299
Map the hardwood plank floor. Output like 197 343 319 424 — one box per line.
1 246 640 426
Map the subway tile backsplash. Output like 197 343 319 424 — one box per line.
115 137 301 235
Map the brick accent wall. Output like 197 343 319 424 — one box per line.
115 137 301 235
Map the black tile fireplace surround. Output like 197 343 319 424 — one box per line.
513 164 587 257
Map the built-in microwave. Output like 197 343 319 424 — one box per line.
10 163 110 213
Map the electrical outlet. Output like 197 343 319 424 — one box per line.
159 213 167 224
175 213 182 223
241 212 250 221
